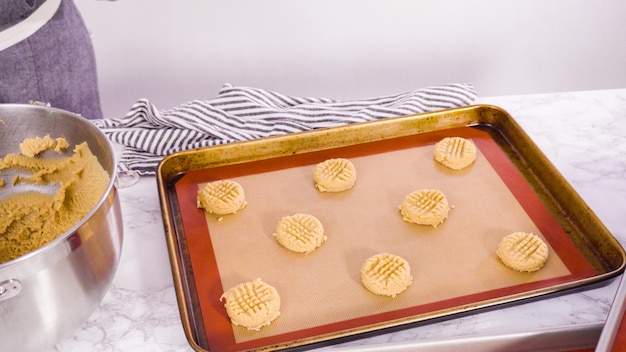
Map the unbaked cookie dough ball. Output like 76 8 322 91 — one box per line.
197 179 247 215
274 213 327 254
313 158 356 192
434 137 477 170
361 253 413 297
496 232 549 272
399 189 450 227
220 278 281 331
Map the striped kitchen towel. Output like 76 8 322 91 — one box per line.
93 83 477 176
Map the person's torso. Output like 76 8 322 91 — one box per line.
0 0 47 31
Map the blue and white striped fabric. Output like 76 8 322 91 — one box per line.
93 83 477 176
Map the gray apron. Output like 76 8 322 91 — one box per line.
0 0 103 119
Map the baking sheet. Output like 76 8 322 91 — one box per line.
157 105 625 352
172 127 592 351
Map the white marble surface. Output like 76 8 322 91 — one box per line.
48 88 626 351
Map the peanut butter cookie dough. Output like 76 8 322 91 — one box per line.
19 134 69 157
313 158 356 192
220 278 281 331
0 136 110 264
361 253 413 297
399 189 450 227
496 232 549 272
434 137 477 170
197 179 247 215
274 213 326 254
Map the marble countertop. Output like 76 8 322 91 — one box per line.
49 88 626 351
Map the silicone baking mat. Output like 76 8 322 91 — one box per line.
171 126 595 351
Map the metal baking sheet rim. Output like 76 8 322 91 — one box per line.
156 104 626 351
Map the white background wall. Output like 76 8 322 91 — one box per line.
76 0 626 119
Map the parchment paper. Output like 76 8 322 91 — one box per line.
201 139 571 343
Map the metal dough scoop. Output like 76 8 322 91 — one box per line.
0 149 68 202
0 170 61 201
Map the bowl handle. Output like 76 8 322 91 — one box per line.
0 279 21 301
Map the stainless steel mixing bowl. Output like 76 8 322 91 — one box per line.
0 104 123 351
